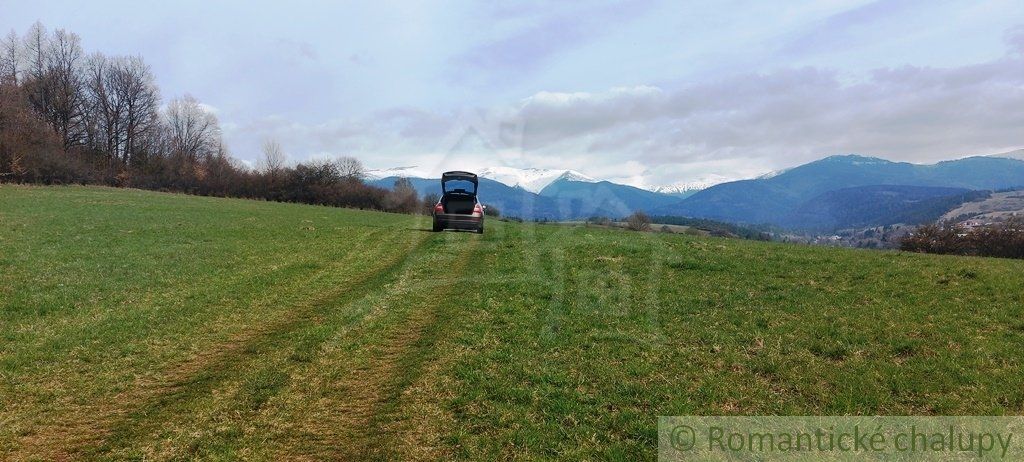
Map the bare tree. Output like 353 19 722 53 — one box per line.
335 156 364 179
4 21 408 210
8 25 91 150
23 22 47 82
46 29 87 149
22 22 53 139
84 54 160 165
165 94 220 168
626 211 652 231
385 177 420 213
0 30 21 83
115 56 160 165
259 139 286 174
83 53 118 159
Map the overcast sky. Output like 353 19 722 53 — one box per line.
5 0 1024 187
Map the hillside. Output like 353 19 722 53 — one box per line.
785 186 988 232
941 190 1024 223
3 186 1024 460
538 179 680 217
655 155 1024 226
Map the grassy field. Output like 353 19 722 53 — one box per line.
2 185 1024 460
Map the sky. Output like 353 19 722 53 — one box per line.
4 0 1024 188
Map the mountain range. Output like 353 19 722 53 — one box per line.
649 174 738 197
367 175 678 220
473 166 596 193
368 152 1024 231
653 154 1024 228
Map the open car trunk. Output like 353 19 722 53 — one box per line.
441 171 478 194
442 193 475 214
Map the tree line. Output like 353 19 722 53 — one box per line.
900 218 1024 260
0 22 427 214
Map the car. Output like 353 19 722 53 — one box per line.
432 171 484 233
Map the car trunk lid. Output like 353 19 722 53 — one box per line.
441 171 478 195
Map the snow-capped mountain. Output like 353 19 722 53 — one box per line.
648 174 734 195
476 166 597 193
365 165 598 193
364 166 432 180
757 169 790 180
367 164 735 196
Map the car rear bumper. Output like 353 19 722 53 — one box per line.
434 213 482 230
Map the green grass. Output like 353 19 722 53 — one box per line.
2 185 1024 460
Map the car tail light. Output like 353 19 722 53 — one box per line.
434 203 444 214
473 204 483 215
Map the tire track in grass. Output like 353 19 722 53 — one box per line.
91 231 432 459
370 236 500 461
1 220 349 398
277 234 482 460
5 242 334 462
12 230 431 461
91 233 481 460
370 223 535 460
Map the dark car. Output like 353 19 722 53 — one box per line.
432 171 484 233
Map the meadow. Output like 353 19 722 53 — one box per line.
2 186 1023 460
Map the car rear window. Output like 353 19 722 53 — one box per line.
443 179 476 194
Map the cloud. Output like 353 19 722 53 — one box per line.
782 0 926 56
227 30 1024 188
505 45 1024 185
452 0 655 83
518 86 665 147
457 15 589 74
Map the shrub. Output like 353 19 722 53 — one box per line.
901 218 1024 259
0 82 67 183
19 149 95 185
625 211 652 232
422 192 440 214
384 177 421 214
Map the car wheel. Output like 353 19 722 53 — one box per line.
432 220 442 232
475 226 484 234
